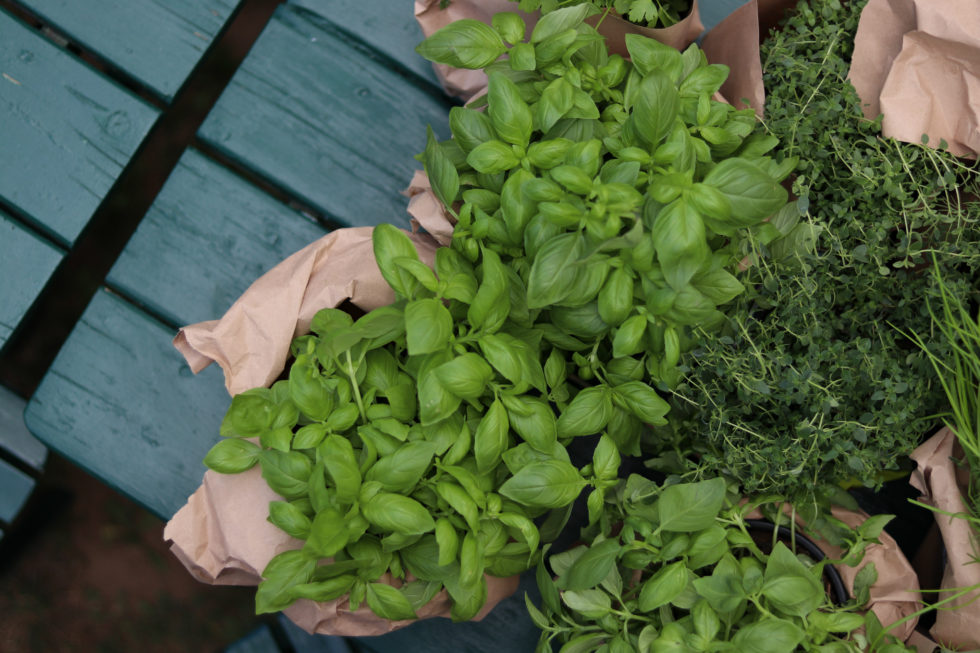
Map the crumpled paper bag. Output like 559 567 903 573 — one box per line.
745 504 922 644
911 427 980 650
848 0 980 158
585 0 703 56
165 466 518 636
173 227 439 396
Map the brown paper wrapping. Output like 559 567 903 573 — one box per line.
746 505 922 643
849 0 980 158
911 427 980 649
586 0 703 55
406 170 456 247
164 467 518 636
173 227 439 396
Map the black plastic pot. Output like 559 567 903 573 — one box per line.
746 518 849 606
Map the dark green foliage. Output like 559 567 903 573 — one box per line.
658 0 980 503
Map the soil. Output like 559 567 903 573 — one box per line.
0 456 261 653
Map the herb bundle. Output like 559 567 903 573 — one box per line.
529 475 913 653
660 0 980 505
515 0 692 28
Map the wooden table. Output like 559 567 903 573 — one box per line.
12 1 746 650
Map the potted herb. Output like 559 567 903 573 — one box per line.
528 474 917 652
519 0 695 30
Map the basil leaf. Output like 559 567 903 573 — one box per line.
731 618 805 653
203 438 260 474
652 199 710 291
556 386 613 438
449 106 495 154
692 268 744 306
702 158 788 224
611 315 647 359
560 538 620 592
467 247 510 333
424 126 460 212
497 512 539 557
255 550 316 614
612 381 669 426
499 460 586 508
761 542 825 617
592 434 621 482
657 478 727 532
366 583 418 620
492 12 525 45
321 434 361 502
597 267 634 326
259 450 312 500
365 441 437 493
362 492 436 535
373 224 421 299
416 19 506 69
625 34 683 82
530 4 591 43
436 517 460 566
679 64 730 98
501 395 557 453
305 507 350 558
561 589 611 619
474 398 510 472
527 232 585 309
268 500 312 540
638 561 689 611
537 77 575 134
466 140 520 174
633 70 679 148
405 298 453 356
488 73 532 147
444 572 488 622
437 481 481 532
289 575 356 602
434 353 494 401
417 369 461 426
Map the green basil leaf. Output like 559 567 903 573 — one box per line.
597 267 633 326
293 423 328 450
434 353 494 401
321 434 361 502
418 369 462 426
416 19 506 69
656 478 726 532
701 158 788 224
527 232 585 309
625 34 683 82
612 381 669 425
633 70 679 148
449 106 495 154
556 386 613 438
259 450 312 500
203 438 260 474
474 398 510 472
405 298 453 355
444 572 488 622
310 308 354 336
459 532 483 586
289 575 356 602
526 137 572 170
424 126 460 212
366 582 418 620
611 315 647 359
638 561 689 611
467 247 510 333
373 224 421 299
692 268 744 306
530 4 591 43
679 64 730 98
436 517 460 566
492 11 525 44
537 77 575 133
761 542 825 617
693 554 746 613
365 441 437 493
561 589 611 619
437 481 481 532
499 460 586 509
255 550 316 614
488 73 533 147
652 199 709 291
401 580 443 611
592 434 621 482
731 618 805 653
394 256 439 294
268 500 312 540
305 507 350 558
497 511 539 557
558 634 607 653
560 538 620 591
466 140 520 174
362 492 436 535
501 395 557 453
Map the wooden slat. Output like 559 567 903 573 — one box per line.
276 616 354 653
286 0 440 88
24 290 229 520
0 457 34 524
0 9 159 246
0 211 63 348
15 0 242 101
0 386 47 471
106 149 327 329
700 0 750 31
197 4 452 230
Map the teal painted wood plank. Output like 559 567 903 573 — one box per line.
0 211 63 348
225 624 283 653
355 573 541 653
0 10 158 246
700 0 750 31
0 386 47 471
106 149 327 328
286 0 440 87
0 457 34 523
198 4 452 230
16 0 242 101
277 616 354 653
24 290 229 520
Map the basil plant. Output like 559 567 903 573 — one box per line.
529 475 914 653
416 5 796 414
203 225 618 621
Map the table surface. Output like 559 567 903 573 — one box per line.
18 1 747 651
